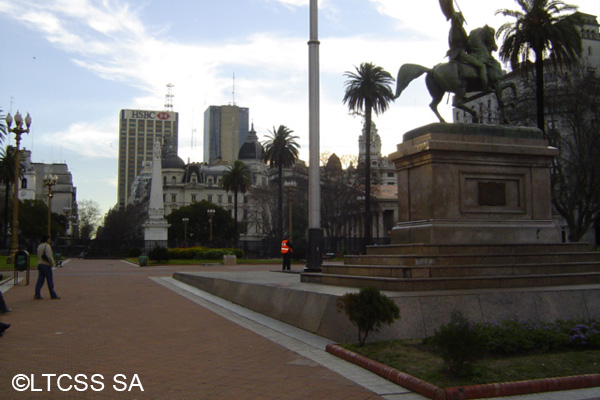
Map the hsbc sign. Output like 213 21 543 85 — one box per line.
124 110 177 121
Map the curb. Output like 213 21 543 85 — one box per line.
325 344 600 400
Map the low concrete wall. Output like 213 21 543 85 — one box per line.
173 271 600 344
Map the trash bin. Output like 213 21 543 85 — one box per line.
15 250 29 272
139 255 148 267
223 255 236 265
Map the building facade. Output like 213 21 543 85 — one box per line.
118 109 179 208
129 125 269 240
203 105 249 165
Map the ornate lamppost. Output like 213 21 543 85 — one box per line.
182 217 189 247
44 174 58 236
6 111 32 260
207 209 215 243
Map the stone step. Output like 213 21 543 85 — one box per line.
324 261 600 279
300 271 600 292
365 243 593 256
345 252 600 267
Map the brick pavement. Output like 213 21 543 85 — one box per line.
0 259 384 400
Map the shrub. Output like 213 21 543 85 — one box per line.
431 311 486 376
336 286 400 347
148 246 170 262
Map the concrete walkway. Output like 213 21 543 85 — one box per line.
0 259 598 400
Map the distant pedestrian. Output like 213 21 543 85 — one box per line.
281 236 293 271
34 234 60 300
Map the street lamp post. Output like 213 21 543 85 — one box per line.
182 217 189 248
284 180 297 235
207 209 215 243
44 174 58 236
6 111 32 260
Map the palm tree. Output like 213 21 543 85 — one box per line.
0 146 17 247
221 160 251 239
496 0 582 135
263 125 300 240
343 62 394 248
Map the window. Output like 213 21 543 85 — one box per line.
208 178 213 187
228 196 232 204
191 194 197 203
208 195 213 203
218 195 223 203
172 176 176 185
21 178 27 189
163 177 167 185
171 194 177 202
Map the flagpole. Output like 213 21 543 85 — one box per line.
306 0 322 271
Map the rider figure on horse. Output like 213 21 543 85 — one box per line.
442 1 489 91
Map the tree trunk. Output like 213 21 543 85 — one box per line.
278 162 283 240
535 50 545 136
364 105 373 249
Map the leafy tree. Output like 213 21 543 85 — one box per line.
321 154 362 238
19 199 66 240
262 125 300 240
343 63 394 248
96 202 146 242
167 200 236 247
336 286 400 347
496 0 582 134
221 160 251 239
77 199 102 240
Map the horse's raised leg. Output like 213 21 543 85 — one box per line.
453 92 479 123
426 74 446 123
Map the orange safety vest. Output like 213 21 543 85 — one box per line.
281 240 292 254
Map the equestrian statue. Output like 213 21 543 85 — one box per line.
394 0 516 124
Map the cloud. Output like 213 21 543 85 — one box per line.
42 120 117 159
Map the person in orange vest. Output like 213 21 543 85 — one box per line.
281 235 293 271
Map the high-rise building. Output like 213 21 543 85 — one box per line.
117 109 178 208
203 105 249 165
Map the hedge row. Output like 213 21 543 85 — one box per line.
167 247 244 260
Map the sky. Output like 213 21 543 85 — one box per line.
1 0 599 217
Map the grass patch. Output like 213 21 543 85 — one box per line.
343 339 600 388
0 255 40 271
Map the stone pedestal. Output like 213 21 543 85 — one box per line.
388 123 560 245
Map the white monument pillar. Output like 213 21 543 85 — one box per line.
143 141 170 246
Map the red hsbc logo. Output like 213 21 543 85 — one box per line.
157 112 170 120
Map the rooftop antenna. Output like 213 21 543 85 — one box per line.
232 73 236 106
164 83 174 111
191 108 196 152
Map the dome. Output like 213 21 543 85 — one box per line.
162 155 186 169
161 136 186 169
238 123 264 161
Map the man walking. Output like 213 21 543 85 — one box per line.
34 234 60 300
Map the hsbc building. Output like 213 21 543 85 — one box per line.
118 109 179 207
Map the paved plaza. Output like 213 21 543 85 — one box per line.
0 259 598 400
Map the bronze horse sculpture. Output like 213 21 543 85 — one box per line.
394 25 516 124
